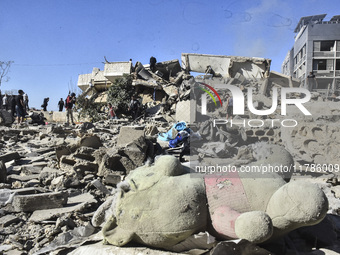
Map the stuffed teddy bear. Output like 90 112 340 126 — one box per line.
96 146 328 250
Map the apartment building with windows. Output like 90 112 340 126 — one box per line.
282 14 340 92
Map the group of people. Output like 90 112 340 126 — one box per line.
38 94 77 125
42 94 77 125
0 90 77 125
0 90 30 124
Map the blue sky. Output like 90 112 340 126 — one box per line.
0 0 339 111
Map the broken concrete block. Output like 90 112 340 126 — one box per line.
116 126 145 147
79 134 103 149
51 175 64 187
59 155 77 172
175 100 196 123
73 147 96 161
55 145 72 161
0 152 21 163
91 179 111 195
0 214 20 227
74 161 99 175
163 85 179 97
123 136 148 167
29 193 96 222
145 125 159 136
0 160 7 183
39 167 61 185
7 174 40 182
98 154 124 177
119 157 136 174
12 191 68 212
103 173 123 186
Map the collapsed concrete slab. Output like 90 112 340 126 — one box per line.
103 61 132 83
29 193 97 222
181 53 271 79
116 126 145 147
175 100 196 123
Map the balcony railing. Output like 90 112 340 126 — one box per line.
314 70 334 77
313 51 335 58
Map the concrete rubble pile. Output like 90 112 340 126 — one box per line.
0 53 340 255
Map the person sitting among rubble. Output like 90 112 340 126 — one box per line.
107 103 117 119
128 95 140 120
28 112 46 125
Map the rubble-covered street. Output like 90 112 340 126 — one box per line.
1 53 340 255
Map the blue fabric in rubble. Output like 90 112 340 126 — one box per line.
158 121 187 141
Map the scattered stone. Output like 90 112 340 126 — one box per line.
79 134 102 149
0 53 340 255
0 214 20 227
29 193 96 222
91 179 111 195
0 152 21 163
11 191 68 212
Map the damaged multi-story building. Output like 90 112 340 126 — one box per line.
282 14 340 93
76 53 303 124
76 53 278 103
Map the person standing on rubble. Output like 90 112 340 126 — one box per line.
42 97 49 111
65 93 76 125
23 93 29 111
307 71 317 91
10 95 16 117
149 56 157 72
107 103 117 119
128 95 140 120
2 94 8 110
16 90 25 124
58 98 64 111
225 93 233 120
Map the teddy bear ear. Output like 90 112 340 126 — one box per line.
103 217 134 246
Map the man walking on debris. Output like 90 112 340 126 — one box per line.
58 98 64 111
65 93 76 125
128 95 140 120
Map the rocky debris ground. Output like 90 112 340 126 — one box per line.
0 115 339 254
1 59 340 254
